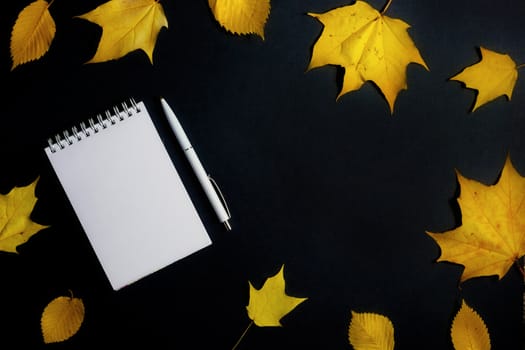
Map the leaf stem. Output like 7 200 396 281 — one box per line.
231 321 254 350
517 63 525 70
381 0 393 14
516 259 525 278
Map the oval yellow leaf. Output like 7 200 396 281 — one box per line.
209 0 270 39
10 0 56 70
41 294 85 343
451 301 491 350
348 311 394 350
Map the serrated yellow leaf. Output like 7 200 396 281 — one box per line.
41 293 85 343
0 178 49 253
246 264 307 327
77 0 168 64
10 0 56 70
451 47 518 112
451 301 491 350
208 0 270 39
427 156 525 282
308 1 428 113
348 311 394 350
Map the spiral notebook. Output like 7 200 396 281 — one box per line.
44 99 212 290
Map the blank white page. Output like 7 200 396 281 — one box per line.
45 101 212 290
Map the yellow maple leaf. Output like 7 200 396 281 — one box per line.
77 0 168 64
348 311 395 350
0 178 49 253
246 264 307 326
41 292 85 343
208 0 270 39
10 0 56 70
427 156 525 282
307 0 428 113
451 301 491 350
450 47 518 112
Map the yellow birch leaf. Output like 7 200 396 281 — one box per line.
41 293 85 343
308 0 428 113
77 0 168 64
208 0 270 39
451 301 491 350
348 311 395 350
450 47 518 112
246 264 307 327
427 156 525 282
10 0 56 70
0 178 49 253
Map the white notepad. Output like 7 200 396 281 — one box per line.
45 100 212 290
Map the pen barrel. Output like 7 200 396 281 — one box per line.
184 148 231 223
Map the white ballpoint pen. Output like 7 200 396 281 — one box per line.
160 97 232 231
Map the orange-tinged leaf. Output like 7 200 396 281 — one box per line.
308 1 428 113
450 47 518 112
77 0 168 64
246 264 307 327
41 293 85 343
427 156 525 282
451 301 491 350
10 0 56 70
209 0 270 39
0 178 49 253
348 311 395 350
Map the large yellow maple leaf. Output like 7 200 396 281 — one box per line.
246 264 307 327
450 47 518 112
427 156 525 282
307 0 428 113
208 0 270 39
0 178 49 253
77 0 168 64
10 0 56 70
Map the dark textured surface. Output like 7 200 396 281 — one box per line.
1 0 524 348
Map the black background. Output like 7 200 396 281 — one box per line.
1 0 525 349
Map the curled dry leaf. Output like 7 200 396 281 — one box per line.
41 293 85 343
10 0 56 70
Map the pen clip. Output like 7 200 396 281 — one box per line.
208 175 231 219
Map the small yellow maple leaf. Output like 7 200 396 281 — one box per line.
427 156 525 282
209 0 270 39
348 311 395 350
450 47 518 112
451 301 491 350
41 292 85 343
0 178 49 253
77 0 168 64
246 264 307 327
307 0 428 113
10 0 56 70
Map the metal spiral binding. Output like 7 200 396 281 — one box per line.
47 98 140 153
